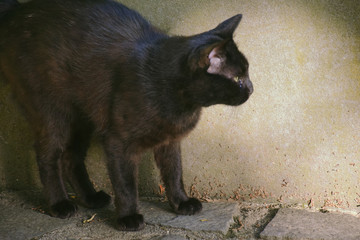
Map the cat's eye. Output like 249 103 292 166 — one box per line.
233 76 243 87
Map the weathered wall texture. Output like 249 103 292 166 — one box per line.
1 0 359 209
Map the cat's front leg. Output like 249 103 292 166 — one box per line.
154 141 202 215
103 135 144 231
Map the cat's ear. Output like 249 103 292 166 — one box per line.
210 14 242 38
206 40 228 75
188 40 227 72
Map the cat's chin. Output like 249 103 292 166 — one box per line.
203 89 251 107
231 91 251 106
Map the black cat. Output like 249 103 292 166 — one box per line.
0 0 253 231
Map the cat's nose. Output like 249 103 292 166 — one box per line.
245 78 253 95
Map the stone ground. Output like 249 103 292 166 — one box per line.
1 190 360 240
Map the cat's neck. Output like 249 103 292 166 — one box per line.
138 36 201 118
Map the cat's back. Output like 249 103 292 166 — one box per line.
0 0 163 114
0 0 158 51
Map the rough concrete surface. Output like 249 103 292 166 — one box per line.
0 190 277 240
261 208 360 240
2 190 360 240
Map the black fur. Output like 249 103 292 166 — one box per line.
0 0 253 231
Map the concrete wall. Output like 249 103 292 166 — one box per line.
1 0 359 209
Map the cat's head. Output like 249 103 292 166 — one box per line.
187 14 253 107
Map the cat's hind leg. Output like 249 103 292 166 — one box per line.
34 115 78 219
61 116 110 209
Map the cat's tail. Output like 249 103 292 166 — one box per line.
0 0 19 20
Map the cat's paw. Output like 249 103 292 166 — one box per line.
50 199 78 219
177 198 202 215
116 214 145 231
85 191 111 209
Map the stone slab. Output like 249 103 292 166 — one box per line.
141 201 237 234
261 208 360 240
